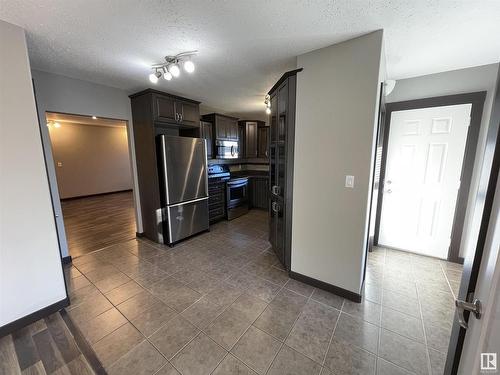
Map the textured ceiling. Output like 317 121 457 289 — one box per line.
1 0 499 118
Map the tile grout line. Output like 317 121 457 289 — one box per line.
68 213 271 372
375 249 385 374
412 255 434 375
374 246 387 374
260 287 309 375
320 297 345 371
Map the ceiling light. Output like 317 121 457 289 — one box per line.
54 122 61 128
92 116 97 120
149 51 197 83
184 60 195 73
169 63 180 77
264 94 271 114
149 72 159 84
163 68 172 81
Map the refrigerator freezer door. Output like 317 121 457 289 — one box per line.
159 135 208 205
166 197 209 244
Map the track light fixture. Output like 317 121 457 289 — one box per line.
149 51 197 84
264 94 271 114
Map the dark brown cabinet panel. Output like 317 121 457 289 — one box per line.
178 101 200 127
239 120 266 159
250 177 269 209
154 95 177 123
208 181 226 223
200 121 213 158
201 113 239 142
152 91 200 127
238 125 245 157
245 122 258 158
220 116 238 141
258 127 269 158
238 121 256 158
270 94 278 143
267 69 301 270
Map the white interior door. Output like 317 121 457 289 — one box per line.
379 104 472 258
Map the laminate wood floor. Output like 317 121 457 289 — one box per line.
0 312 96 375
61 191 136 258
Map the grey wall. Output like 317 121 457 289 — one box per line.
48 123 132 199
387 63 499 258
31 70 142 258
0 20 66 327
291 31 385 295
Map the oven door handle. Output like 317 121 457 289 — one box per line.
227 181 247 189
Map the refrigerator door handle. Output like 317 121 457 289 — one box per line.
168 196 209 208
160 136 170 204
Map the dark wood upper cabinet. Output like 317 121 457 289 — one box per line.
201 113 239 142
238 124 246 157
154 94 176 123
239 120 266 159
178 101 200 127
257 126 269 158
146 89 200 128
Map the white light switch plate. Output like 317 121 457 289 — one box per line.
345 175 354 188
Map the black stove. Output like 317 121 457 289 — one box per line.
207 164 249 222
207 164 230 181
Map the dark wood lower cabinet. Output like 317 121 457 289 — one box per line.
208 181 226 223
249 177 269 209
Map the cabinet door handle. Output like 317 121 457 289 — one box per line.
272 201 280 213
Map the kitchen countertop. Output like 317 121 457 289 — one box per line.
230 170 269 179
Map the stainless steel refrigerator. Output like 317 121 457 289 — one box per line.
157 135 209 245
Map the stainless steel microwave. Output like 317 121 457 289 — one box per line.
215 140 239 159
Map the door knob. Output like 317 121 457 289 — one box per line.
386 189 392 194
455 296 481 329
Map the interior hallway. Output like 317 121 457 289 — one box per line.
61 191 136 258
57 210 462 375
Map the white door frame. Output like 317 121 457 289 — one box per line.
374 92 486 263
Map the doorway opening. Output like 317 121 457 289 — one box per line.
364 91 487 374
45 112 136 258
374 92 486 263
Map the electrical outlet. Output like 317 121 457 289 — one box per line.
57 161 63 167
345 175 354 188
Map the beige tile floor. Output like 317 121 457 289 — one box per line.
64 210 462 375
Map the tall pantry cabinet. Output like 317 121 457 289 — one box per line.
268 69 302 270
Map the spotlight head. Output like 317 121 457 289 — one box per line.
169 63 180 77
149 72 159 84
184 60 195 73
164 70 172 81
